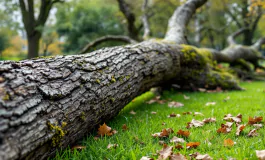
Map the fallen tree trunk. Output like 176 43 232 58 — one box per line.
0 0 242 159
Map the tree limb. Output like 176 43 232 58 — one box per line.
221 1 242 28
227 28 247 45
141 0 151 40
164 0 208 44
78 35 138 54
251 37 265 50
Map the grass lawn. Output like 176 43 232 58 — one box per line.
52 81 265 160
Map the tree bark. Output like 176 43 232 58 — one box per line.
27 33 41 59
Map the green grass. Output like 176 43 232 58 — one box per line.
53 81 265 160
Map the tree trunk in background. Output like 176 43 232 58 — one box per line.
27 33 41 59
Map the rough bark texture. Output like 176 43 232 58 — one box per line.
0 41 186 160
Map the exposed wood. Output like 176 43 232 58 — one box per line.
78 35 138 54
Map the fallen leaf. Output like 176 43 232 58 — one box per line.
217 124 232 134
256 150 265 160
177 129 190 137
248 116 263 125
170 153 187 160
186 119 204 128
151 111 157 114
236 125 245 136
98 123 116 136
107 144 118 149
253 124 263 129
223 114 242 123
205 102 216 106
184 95 190 100
194 112 204 116
122 124 128 131
159 141 165 145
223 96 230 102
198 88 206 92
189 152 200 159
158 144 173 160
152 128 174 138
146 96 166 104
130 110 136 115
168 101 184 108
224 139 234 147
248 129 259 137
183 112 192 115
186 142 200 149
140 156 154 160
225 122 234 128
170 136 186 143
196 154 213 160
203 118 216 123
168 113 176 117
175 144 184 150
71 145 86 151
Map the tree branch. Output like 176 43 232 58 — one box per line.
164 0 208 44
78 35 138 54
116 0 139 40
222 1 242 28
37 0 53 26
141 0 151 40
252 37 265 50
227 28 247 45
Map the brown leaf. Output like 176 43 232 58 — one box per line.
159 141 165 145
186 119 204 128
194 112 204 116
236 125 245 136
223 114 242 123
256 150 265 160
98 123 114 136
184 95 190 100
177 129 190 137
170 136 186 144
253 124 263 129
71 145 86 151
130 110 136 115
198 88 206 92
152 128 174 138
186 142 200 149
168 113 176 117
151 111 157 114
168 101 184 108
248 129 259 137
158 144 173 160
122 124 128 131
175 144 184 150
189 152 200 159
203 118 216 123
183 112 192 115
225 122 234 128
217 124 232 134
170 153 187 160
146 96 166 104
140 156 154 160
224 139 234 147
107 144 118 149
248 116 263 125
205 102 216 106
196 154 213 160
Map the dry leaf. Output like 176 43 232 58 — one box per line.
98 123 116 136
168 113 176 117
170 136 186 143
122 124 128 131
183 112 192 115
186 142 200 149
177 129 190 137
146 96 166 104
256 150 265 160
170 153 187 160
189 152 200 159
130 110 136 115
107 144 118 149
223 96 230 102
168 101 184 108
205 102 216 106
248 129 259 137
225 122 234 128
159 141 165 145
184 95 190 100
194 112 204 116
158 144 173 160
224 139 234 147
198 88 206 92
253 124 263 129
203 118 216 123
175 144 184 150
196 154 213 160
236 125 245 136
152 128 174 138
248 116 263 125
71 145 86 151
187 119 204 128
223 114 242 123
140 156 154 160
151 111 157 114
217 124 232 134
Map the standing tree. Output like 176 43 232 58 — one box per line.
19 0 64 58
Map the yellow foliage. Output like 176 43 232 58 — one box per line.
2 36 27 58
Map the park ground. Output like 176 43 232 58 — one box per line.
53 81 265 160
